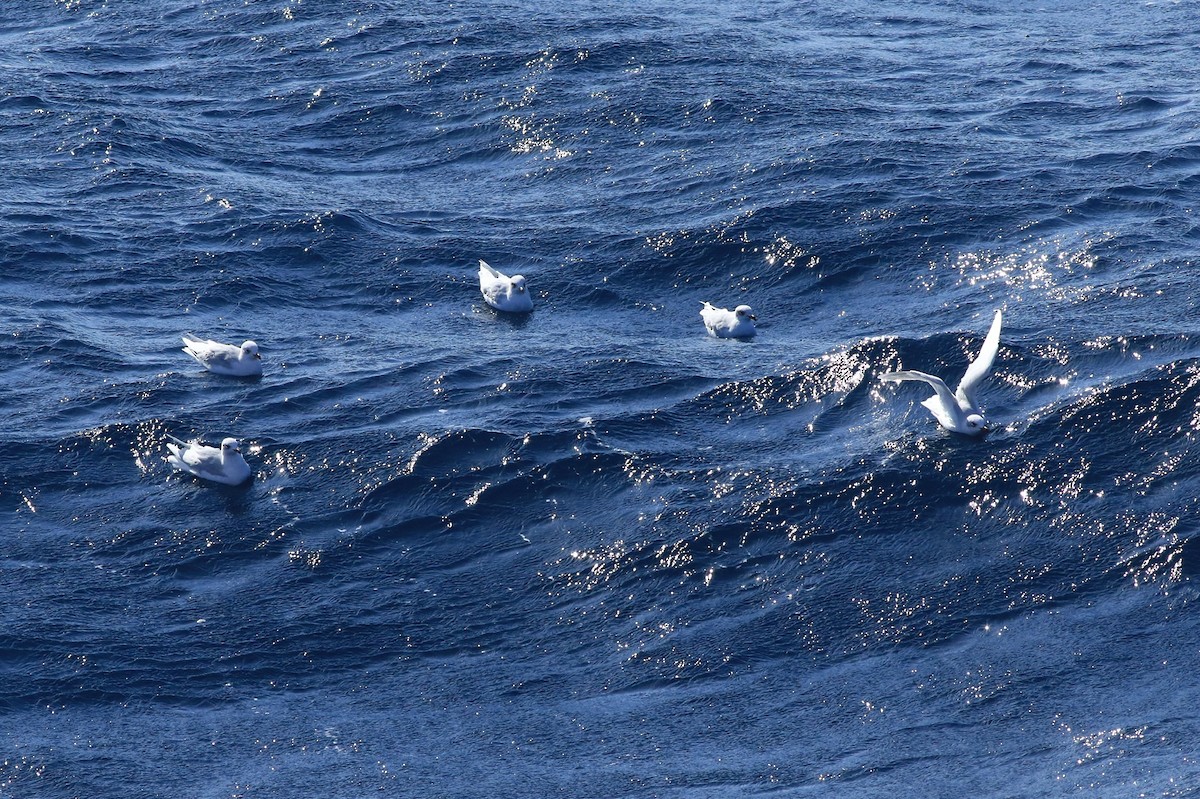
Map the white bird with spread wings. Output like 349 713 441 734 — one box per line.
881 309 1003 436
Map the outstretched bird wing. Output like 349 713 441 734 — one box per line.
882 369 967 431
955 309 1002 412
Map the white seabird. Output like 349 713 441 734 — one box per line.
700 301 757 339
181 335 263 377
881 309 1003 436
478 260 534 313
165 435 252 486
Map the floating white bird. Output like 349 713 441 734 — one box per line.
181 335 263 377
881 309 1003 436
478 260 534 313
700 301 757 339
165 435 252 486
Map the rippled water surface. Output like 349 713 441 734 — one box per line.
3 1 1200 797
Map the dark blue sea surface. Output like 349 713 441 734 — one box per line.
3 0 1200 796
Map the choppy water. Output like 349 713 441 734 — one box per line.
3 1 1200 797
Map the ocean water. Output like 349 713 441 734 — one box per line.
3 0 1200 796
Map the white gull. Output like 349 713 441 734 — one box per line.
165 435 252 485
182 335 263 377
478 260 534 313
700 301 757 339
881 309 1003 436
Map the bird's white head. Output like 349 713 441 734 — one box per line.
241 341 261 360
511 275 527 294
965 413 988 434
735 305 756 321
221 438 242 454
